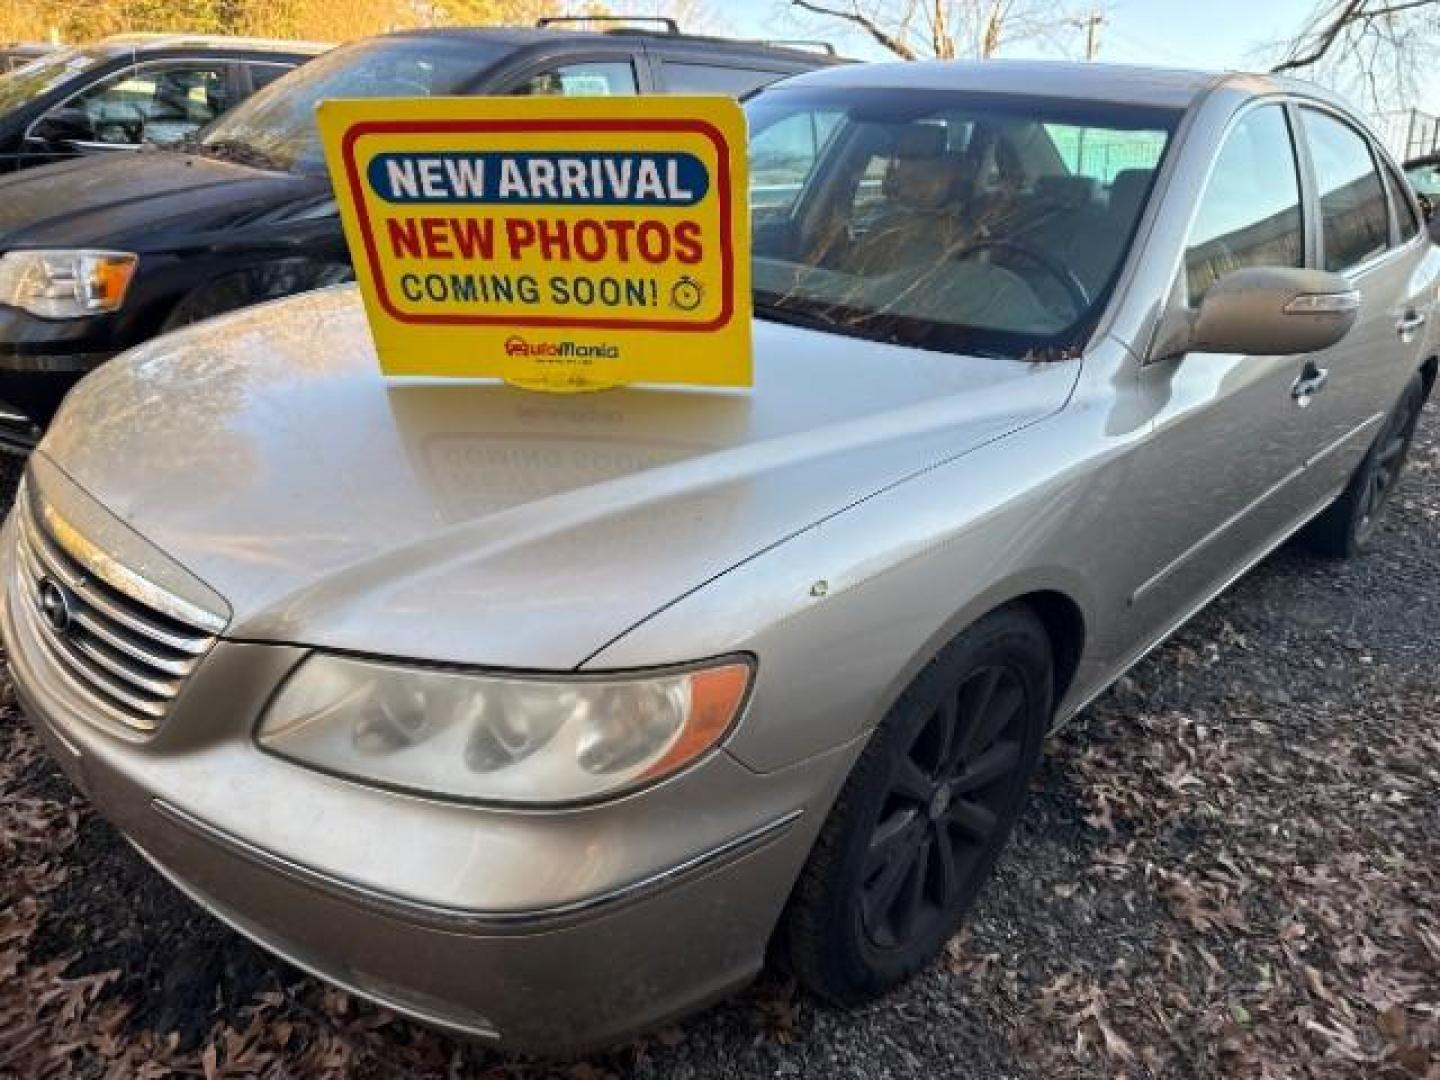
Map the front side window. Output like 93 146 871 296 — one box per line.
1184 105 1303 306
1303 109 1389 272
512 61 637 97
44 63 232 146
746 87 1176 358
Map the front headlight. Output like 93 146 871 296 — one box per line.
0 250 138 319
257 654 753 805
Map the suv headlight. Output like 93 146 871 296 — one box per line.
0 250 138 319
257 654 753 805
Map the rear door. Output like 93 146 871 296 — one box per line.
1283 104 1436 503
649 51 806 97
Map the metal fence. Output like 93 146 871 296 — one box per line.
1374 108 1440 162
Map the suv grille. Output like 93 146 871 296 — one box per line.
12 483 224 734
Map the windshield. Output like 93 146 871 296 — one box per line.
197 37 504 174
0 47 106 114
745 87 1177 359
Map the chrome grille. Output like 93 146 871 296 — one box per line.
11 482 223 734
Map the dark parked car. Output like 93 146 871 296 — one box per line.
0 23 836 448
0 43 56 73
0 34 326 172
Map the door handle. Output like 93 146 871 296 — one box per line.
1396 310 1428 336
1292 362 1329 407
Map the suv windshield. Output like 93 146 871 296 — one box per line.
197 37 504 174
746 87 1177 359
0 47 106 113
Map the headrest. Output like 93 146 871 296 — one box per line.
1108 168 1154 221
892 123 947 159
1035 174 1097 207
883 125 959 212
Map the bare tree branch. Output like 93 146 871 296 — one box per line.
789 0 1080 61
789 0 921 57
1271 0 1436 72
1269 0 1440 110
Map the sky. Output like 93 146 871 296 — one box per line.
706 0 1438 114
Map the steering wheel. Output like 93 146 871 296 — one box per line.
950 238 1092 318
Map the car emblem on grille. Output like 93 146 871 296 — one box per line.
37 577 74 636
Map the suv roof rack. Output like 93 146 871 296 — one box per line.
536 15 680 34
750 39 837 55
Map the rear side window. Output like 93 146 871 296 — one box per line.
1383 162 1421 241
1184 105 1303 306
1302 109 1389 271
512 61 637 97
662 62 788 97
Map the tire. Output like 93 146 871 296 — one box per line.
782 605 1053 1004
1303 372 1427 559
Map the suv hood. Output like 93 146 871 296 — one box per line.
0 151 321 251
39 286 1079 669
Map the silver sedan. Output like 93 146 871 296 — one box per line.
4 60 1436 1053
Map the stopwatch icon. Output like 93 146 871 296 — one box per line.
670 276 704 312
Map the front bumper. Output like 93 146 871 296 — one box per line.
1 505 853 1052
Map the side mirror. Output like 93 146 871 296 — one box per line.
1152 267 1359 361
29 108 94 145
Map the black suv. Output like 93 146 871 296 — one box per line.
0 34 326 171
0 22 835 448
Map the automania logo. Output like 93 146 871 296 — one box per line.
504 336 620 360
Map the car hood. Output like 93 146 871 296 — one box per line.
39 286 1079 670
0 151 322 251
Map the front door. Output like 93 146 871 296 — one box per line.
1122 102 1327 647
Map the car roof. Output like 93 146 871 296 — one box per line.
771 59 1339 110
94 32 331 57
376 25 842 65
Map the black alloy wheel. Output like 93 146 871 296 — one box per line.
782 605 1052 1003
1354 377 1426 546
860 664 1027 951
1305 372 1428 558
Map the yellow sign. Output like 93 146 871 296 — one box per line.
318 96 751 392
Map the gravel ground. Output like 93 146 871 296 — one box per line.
1 398 1437 1079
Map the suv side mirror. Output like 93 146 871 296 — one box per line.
1151 267 1359 361
29 108 94 145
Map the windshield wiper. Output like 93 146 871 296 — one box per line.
753 295 912 347
182 137 287 172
